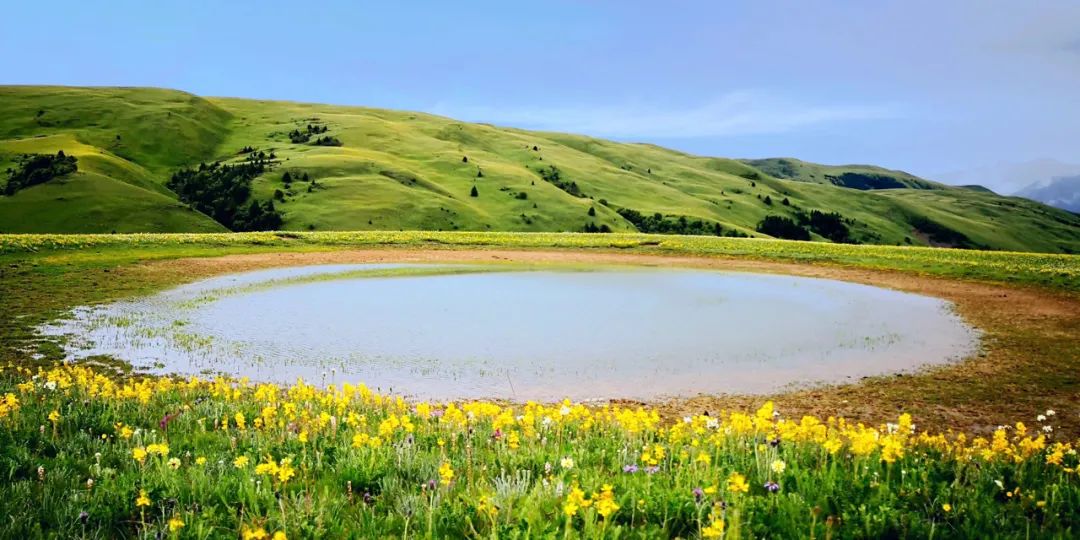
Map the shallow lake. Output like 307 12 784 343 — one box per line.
42 264 979 401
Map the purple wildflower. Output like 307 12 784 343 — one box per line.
764 481 781 493
693 487 704 503
623 464 639 474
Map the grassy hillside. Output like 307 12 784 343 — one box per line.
1 86 1078 252
740 157 944 190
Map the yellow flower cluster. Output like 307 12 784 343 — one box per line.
10 363 1080 487
438 461 455 487
0 393 19 421
254 457 296 485
726 472 749 494
562 484 620 519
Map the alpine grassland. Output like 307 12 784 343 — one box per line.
0 232 1078 538
2 86 1079 254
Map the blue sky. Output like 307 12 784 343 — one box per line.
3 0 1079 188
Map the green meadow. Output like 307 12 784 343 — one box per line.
1 86 1078 253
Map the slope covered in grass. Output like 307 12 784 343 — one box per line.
0 87 229 233
1 86 1078 252
741 157 943 190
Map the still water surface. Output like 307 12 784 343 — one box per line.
41 264 978 400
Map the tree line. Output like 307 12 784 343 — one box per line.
166 153 283 231
756 210 854 243
3 151 78 196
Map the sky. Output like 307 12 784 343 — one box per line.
3 0 1080 191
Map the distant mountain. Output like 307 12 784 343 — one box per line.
936 159 1080 195
1017 175 1080 213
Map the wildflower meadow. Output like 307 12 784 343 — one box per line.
1 364 1077 538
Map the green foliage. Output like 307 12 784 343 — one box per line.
617 208 724 236
3 150 77 195
537 165 583 197
166 154 282 231
311 136 342 147
288 124 329 144
801 210 853 243
757 216 810 241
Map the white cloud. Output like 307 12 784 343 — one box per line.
432 91 900 139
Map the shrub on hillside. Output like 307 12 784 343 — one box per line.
756 215 810 240
312 136 343 147
3 151 78 196
616 207 724 236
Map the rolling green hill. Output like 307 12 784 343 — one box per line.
1 86 1078 252
740 157 944 190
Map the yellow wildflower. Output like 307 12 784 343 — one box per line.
771 459 786 474
168 516 185 531
727 472 750 494
242 527 268 540
195 456 207 466
132 447 147 464
881 436 904 464
255 460 279 477
438 461 454 486
563 485 592 517
823 438 843 455
277 458 296 484
233 455 250 469
702 518 725 538
47 410 60 424
595 484 620 519
135 489 151 507
146 443 170 457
